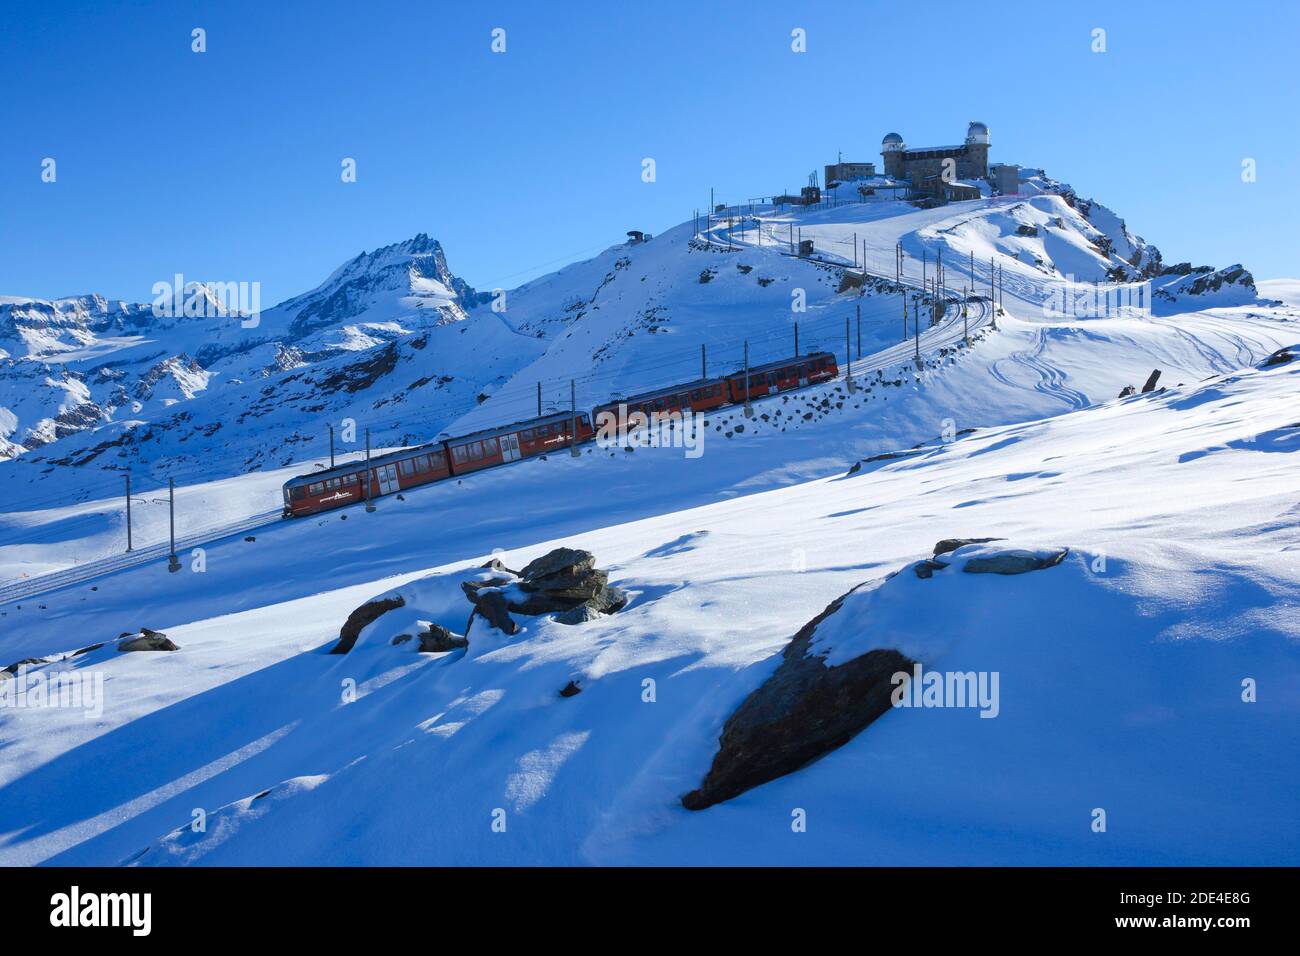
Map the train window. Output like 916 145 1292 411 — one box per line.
413 456 428 473
452 446 465 463
309 482 323 495
522 429 533 440
399 459 414 476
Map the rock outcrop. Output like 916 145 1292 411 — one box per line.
684 538 1070 810
118 628 180 652
330 596 405 654
683 588 913 811
463 548 628 634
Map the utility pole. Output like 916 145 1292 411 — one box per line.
167 477 180 573
329 424 335 468
963 286 969 345
845 316 853 390
701 343 707 380
124 474 133 553
902 289 908 340
570 379 580 457
855 302 861 359
794 321 799 356
537 381 542 417
914 299 921 368
743 340 753 418
365 428 375 512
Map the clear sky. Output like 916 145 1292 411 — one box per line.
2 0 1297 305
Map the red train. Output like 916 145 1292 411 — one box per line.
282 351 836 517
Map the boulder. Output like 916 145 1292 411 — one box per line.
1262 347 1294 368
474 590 519 635
933 537 1002 557
418 623 468 652
519 568 608 601
1118 385 1137 398
559 680 583 697
555 605 604 626
520 548 595 582
72 642 106 657
481 557 520 575
118 632 180 652
3 657 49 674
962 547 1068 575
683 588 913 811
591 586 629 613
913 558 949 579
330 595 405 654
1141 369 1162 393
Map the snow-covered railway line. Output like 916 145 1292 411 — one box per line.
0 295 993 606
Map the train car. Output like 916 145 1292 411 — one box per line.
724 351 838 404
444 409 594 476
592 377 728 433
282 442 450 517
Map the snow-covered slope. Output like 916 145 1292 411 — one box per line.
1 172 1298 866
0 345 1295 866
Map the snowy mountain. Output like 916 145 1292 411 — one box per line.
0 235 543 494
1 169 1298 866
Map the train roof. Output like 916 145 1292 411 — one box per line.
443 408 588 447
726 351 835 378
594 377 718 408
282 442 442 489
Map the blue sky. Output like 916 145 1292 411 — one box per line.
2 0 1297 304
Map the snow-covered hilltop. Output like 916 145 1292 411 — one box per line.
1 152 1298 867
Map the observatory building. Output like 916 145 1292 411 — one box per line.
880 122 991 183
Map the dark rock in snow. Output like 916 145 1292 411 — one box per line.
683 586 913 811
1262 347 1294 368
4 657 50 674
118 631 180 652
1118 385 1137 398
520 568 608 600
72 642 106 657
933 537 1003 557
391 634 412 646
474 590 519 635
1141 369 1162 393
559 680 583 697
417 622 468 652
962 547 1068 575
331 595 406 654
555 604 604 626
913 558 949 579
481 556 520 576
520 548 596 581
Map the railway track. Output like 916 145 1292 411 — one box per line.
0 292 994 608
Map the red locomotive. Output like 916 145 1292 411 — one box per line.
282 350 838 517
